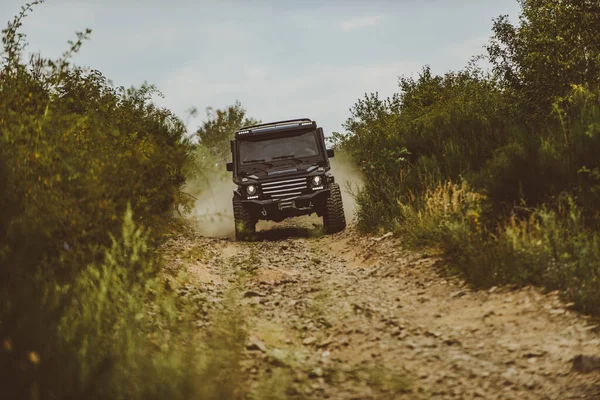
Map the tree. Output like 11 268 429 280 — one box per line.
488 0 600 122
194 101 259 163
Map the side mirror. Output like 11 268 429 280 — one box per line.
226 162 233 172
326 149 335 158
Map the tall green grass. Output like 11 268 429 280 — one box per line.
1 207 258 399
414 190 600 315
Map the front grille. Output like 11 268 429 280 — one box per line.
278 199 295 210
261 177 308 199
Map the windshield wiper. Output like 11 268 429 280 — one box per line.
272 154 295 160
244 159 275 167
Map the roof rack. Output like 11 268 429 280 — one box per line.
237 118 314 132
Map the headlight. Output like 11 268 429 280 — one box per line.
311 176 322 186
246 184 257 195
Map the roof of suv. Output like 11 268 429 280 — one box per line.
235 118 317 139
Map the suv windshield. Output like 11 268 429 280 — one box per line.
238 131 320 164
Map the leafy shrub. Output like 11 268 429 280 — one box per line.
338 1 600 315
473 85 600 212
0 2 193 286
337 67 505 231
0 3 239 398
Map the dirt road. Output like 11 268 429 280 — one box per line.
162 217 600 399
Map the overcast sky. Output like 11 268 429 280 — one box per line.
2 0 521 135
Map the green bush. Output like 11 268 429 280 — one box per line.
336 67 506 231
474 85 600 212
338 1 600 315
0 4 241 398
0 2 194 284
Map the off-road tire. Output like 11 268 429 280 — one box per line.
233 196 256 241
323 182 346 234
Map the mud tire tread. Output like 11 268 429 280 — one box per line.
233 196 256 241
323 182 346 234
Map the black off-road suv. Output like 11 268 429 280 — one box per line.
226 118 346 240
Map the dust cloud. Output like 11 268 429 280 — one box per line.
187 173 236 238
329 153 363 224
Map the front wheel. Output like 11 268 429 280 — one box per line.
323 183 346 234
233 196 256 241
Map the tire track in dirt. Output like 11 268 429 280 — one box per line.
163 218 600 399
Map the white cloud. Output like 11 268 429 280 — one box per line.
156 60 421 135
339 15 383 32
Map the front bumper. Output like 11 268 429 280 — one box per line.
241 189 330 217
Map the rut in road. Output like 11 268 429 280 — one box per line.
162 218 600 399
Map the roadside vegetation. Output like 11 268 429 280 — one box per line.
0 3 258 399
3 0 599 398
335 0 600 315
